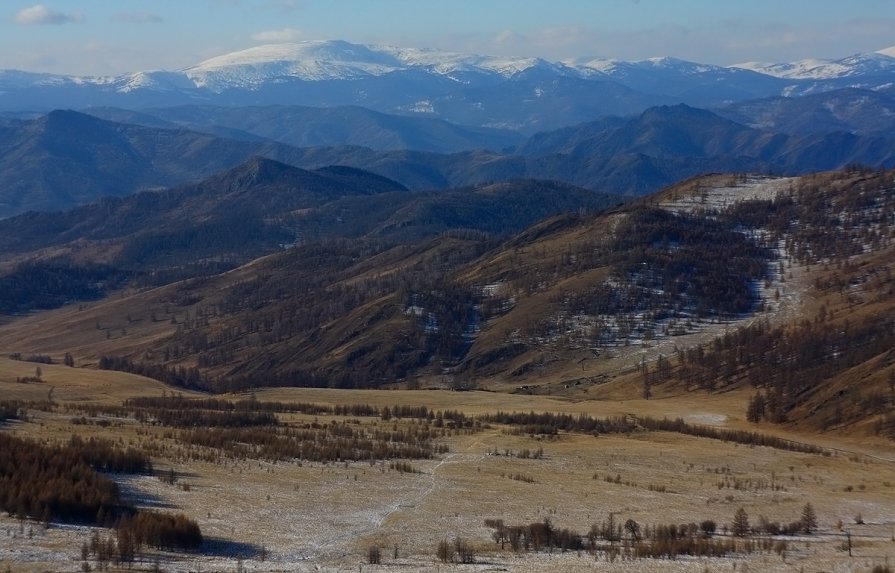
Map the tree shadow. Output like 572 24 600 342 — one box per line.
115 480 176 510
200 537 264 559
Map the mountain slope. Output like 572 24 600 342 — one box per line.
714 88 895 137
0 110 313 216
0 157 618 297
85 104 524 153
0 158 411 301
0 168 892 437
516 104 895 173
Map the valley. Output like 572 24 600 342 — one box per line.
1 168 893 572
1 376 894 573
2 28 895 573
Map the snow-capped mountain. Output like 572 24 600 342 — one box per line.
1 40 894 132
733 48 895 80
183 40 565 90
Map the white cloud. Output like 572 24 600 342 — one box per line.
111 12 164 24
15 4 83 25
251 28 304 43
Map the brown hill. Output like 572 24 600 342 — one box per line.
0 168 892 437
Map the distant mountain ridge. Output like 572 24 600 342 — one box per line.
84 105 524 153
3 106 895 218
3 40 895 131
0 156 619 292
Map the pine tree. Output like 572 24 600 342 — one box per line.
801 502 818 534
732 507 750 537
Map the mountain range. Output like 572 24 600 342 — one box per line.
2 104 895 219
0 155 619 304
0 40 894 438
3 40 895 132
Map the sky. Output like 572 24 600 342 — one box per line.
2 0 895 76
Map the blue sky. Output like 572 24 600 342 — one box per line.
2 0 895 75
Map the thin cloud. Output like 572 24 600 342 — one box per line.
111 12 164 24
266 0 308 13
15 4 83 25
252 28 304 43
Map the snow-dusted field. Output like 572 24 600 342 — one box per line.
3 414 893 573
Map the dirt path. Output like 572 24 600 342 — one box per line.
373 436 488 529
305 435 488 561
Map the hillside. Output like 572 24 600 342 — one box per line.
0 161 618 312
0 110 308 217
715 88 895 137
85 105 525 153
1 167 891 437
517 104 895 173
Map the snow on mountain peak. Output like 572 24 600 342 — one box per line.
377 45 547 76
185 41 406 89
2 40 895 102
184 40 551 91
190 41 402 71
731 51 895 80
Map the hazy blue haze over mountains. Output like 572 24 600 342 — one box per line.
2 40 895 218
2 103 895 218
3 40 895 132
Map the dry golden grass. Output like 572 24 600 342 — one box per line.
2 383 894 572
1 172 894 571
0 356 202 404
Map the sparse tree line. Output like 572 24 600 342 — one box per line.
479 410 826 454
7 352 55 364
116 395 475 428
129 399 824 455
83 396 828 462
482 411 636 436
635 416 826 454
138 407 277 428
98 356 210 391
175 421 449 463
481 503 818 561
125 395 331 414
